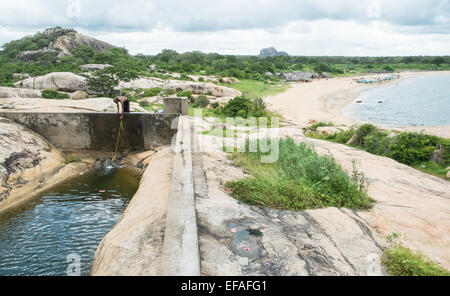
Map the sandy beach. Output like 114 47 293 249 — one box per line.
265 71 450 138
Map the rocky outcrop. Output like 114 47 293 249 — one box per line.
0 117 90 214
120 77 241 98
0 87 42 98
16 49 62 62
80 64 112 71
13 72 87 92
14 28 117 62
54 33 116 55
198 150 384 276
12 73 32 80
259 47 289 57
70 91 88 100
281 71 321 82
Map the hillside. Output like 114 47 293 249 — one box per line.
5 27 116 62
1 27 449 89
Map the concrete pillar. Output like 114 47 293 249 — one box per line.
163 97 188 115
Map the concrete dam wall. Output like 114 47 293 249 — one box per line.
0 112 180 152
0 97 189 152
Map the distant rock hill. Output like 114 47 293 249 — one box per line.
259 47 289 57
13 27 117 62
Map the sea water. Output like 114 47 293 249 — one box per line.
343 74 450 126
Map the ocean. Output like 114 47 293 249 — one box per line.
343 74 450 127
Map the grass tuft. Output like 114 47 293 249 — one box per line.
382 245 450 276
226 138 374 211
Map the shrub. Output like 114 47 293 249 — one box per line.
180 73 194 81
382 245 450 276
211 102 220 109
354 124 377 146
388 133 439 165
309 122 333 132
177 90 193 99
163 89 176 96
221 96 253 117
309 124 449 179
252 97 267 117
143 87 163 97
193 95 210 108
226 138 373 211
42 89 70 99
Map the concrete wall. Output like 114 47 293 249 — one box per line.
0 112 179 152
164 97 188 115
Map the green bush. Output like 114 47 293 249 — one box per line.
354 124 377 146
252 97 267 117
42 89 70 99
221 96 253 117
177 90 193 99
309 124 448 179
226 138 373 211
309 121 333 132
382 245 450 276
388 133 439 165
143 87 163 97
163 89 176 96
193 95 210 108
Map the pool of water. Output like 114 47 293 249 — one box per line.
343 74 450 126
0 168 140 276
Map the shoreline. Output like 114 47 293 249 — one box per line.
264 70 450 138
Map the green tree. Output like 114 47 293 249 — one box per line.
431 57 445 66
87 65 138 96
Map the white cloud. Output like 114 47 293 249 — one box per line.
0 0 449 56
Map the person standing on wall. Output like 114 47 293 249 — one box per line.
114 96 130 119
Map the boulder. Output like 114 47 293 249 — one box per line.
0 87 43 98
0 118 63 211
79 64 112 71
54 32 117 55
316 126 343 135
1 104 15 110
16 49 60 62
12 73 32 80
70 91 88 100
14 72 87 92
430 146 443 164
119 77 241 98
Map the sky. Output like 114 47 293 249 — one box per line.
0 0 449 56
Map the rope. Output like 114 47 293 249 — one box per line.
113 118 125 161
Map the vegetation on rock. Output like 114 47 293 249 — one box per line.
226 138 374 211
307 124 450 179
382 244 449 276
41 89 70 99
